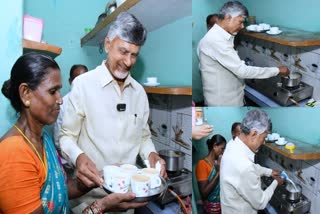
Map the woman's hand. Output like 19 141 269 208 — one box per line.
96 192 148 212
192 125 213 140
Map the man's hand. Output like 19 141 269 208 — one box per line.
192 124 214 140
76 153 103 188
215 154 223 172
148 152 167 178
278 66 290 76
274 177 285 185
97 192 148 212
271 169 281 179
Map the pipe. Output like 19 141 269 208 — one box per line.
289 97 300 107
168 189 189 214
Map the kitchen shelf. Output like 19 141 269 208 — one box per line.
239 27 320 47
23 39 62 58
264 141 320 160
144 86 191 95
81 0 191 47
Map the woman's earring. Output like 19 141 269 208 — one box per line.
25 100 30 107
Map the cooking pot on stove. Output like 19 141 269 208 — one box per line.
281 72 302 88
285 182 302 202
158 150 185 172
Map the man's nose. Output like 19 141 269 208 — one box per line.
124 55 132 67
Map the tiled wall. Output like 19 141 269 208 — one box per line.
148 94 192 171
237 35 320 100
257 147 320 213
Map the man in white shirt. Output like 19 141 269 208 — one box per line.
59 12 166 212
220 109 284 214
199 1 290 106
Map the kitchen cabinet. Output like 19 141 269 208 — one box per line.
144 86 191 95
239 27 320 47
81 0 191 47
264 141 320 160
23 39 62 58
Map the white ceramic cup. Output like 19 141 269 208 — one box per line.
120 164 138 176
277 137 285 144
142 168 161 189
247 24 257 31
271 133 280 140
131 174 151 197
104 165 130 193
270 27 279 33
147 77 157 84
256 25 264 32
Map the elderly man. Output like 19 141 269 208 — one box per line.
220 109 284 213
59 12 166 212
199 1 290 106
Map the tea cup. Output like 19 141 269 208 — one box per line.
246 24 257 31
141 168 161 189
104 165 130 193
147 77 157 84
256 25 264 32
120 164 138 176
270 27 279 34
131 174 151 197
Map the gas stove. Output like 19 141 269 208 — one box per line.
262 177 311 214
246 76 313 106
155 168 192 209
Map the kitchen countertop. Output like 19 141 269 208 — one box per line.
245 85 309 107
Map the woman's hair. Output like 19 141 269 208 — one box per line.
218 1 249 19
1 52 60 113
107 11 147 46
207 134 226 151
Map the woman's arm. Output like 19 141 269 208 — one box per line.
67 178 92 199
197 171 220 199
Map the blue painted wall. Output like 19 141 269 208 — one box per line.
0 1 23 136
192 0 320 102
132 16 192 86
24 0 107 96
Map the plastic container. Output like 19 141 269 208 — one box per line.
23 15 44 42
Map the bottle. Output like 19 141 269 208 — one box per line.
195 107 203 126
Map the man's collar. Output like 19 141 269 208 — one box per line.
214 24 234 41
99 60 136 90
235 137 255 162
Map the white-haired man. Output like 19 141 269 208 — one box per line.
220 109 284 213
199 1 290 106
60 12 166 213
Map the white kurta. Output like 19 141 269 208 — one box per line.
220 137 278 214
199 24 279 106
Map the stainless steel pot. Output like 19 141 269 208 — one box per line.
285 183 302 202
158 150 185 172
281 72 302 88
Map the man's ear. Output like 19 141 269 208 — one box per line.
250 129 258 138
104 37 111 53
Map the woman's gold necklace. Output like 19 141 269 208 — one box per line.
14 124 47 178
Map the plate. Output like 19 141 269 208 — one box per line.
266 30 282 35
103 177 167 202
143 82 160 87
275 140 287 146
247 29 268 33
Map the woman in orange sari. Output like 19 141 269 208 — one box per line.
196 134 226 214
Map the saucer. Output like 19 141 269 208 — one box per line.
266 30 282 35
143 82 160 87
275 140 287 146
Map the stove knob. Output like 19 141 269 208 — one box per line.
273 92 278 96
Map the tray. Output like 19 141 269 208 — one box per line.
103 177 167 202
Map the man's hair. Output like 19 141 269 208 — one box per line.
241 109 270 135
69 64 88 82
231 122 241 133
206 14 219 26
218 1 249 19
107 12 147 46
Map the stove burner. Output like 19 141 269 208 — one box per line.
283 84 301 90
167 170 182 178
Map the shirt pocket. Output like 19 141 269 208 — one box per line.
124 113 143 145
